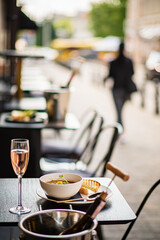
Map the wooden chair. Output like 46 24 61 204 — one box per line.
122 179 160 239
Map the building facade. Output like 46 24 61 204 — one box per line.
125 0 160 64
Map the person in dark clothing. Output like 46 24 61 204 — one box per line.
104 41 135 130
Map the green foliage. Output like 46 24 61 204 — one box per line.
89 0 127 37
36 21 56 47
51 23 57 40
36 25 43 46
54 18 73 38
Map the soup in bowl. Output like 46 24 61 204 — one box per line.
39 173 83 199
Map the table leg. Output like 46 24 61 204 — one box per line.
155 79 159 114
96 225 104 240
17 58 23 99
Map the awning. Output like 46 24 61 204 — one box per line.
139 24 160 40
19 10 38 30
93 36 120 52
51 38 99 49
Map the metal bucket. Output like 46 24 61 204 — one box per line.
19 209 97 240
44 88 70 122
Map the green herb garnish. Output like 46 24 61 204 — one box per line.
56 175 69 184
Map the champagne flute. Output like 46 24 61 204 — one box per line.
9 139 31 214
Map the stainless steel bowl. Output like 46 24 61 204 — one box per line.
44 88 70 121
19 209 97 240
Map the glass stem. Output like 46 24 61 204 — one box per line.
18 175 22 208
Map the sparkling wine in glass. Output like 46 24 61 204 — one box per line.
9 139 31 214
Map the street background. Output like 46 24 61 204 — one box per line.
0 55 159 240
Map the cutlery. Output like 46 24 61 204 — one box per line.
47 197 93 203
36 190 93 203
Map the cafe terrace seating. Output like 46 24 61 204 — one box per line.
40 122 123 178
41 107 101 160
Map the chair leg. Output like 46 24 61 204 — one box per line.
96 225 104 240
122 179 160 240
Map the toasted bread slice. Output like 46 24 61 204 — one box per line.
79 186 89 195
79 179 100 195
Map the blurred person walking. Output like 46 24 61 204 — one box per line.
103 41 137 141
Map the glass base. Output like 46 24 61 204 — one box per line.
9 206 31 215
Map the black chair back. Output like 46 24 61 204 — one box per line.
122 179 160 240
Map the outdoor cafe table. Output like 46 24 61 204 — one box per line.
0 49 45 100
0 177 136 226
0 112 80 178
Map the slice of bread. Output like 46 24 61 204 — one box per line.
79 186 89 195
79 179 100 195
